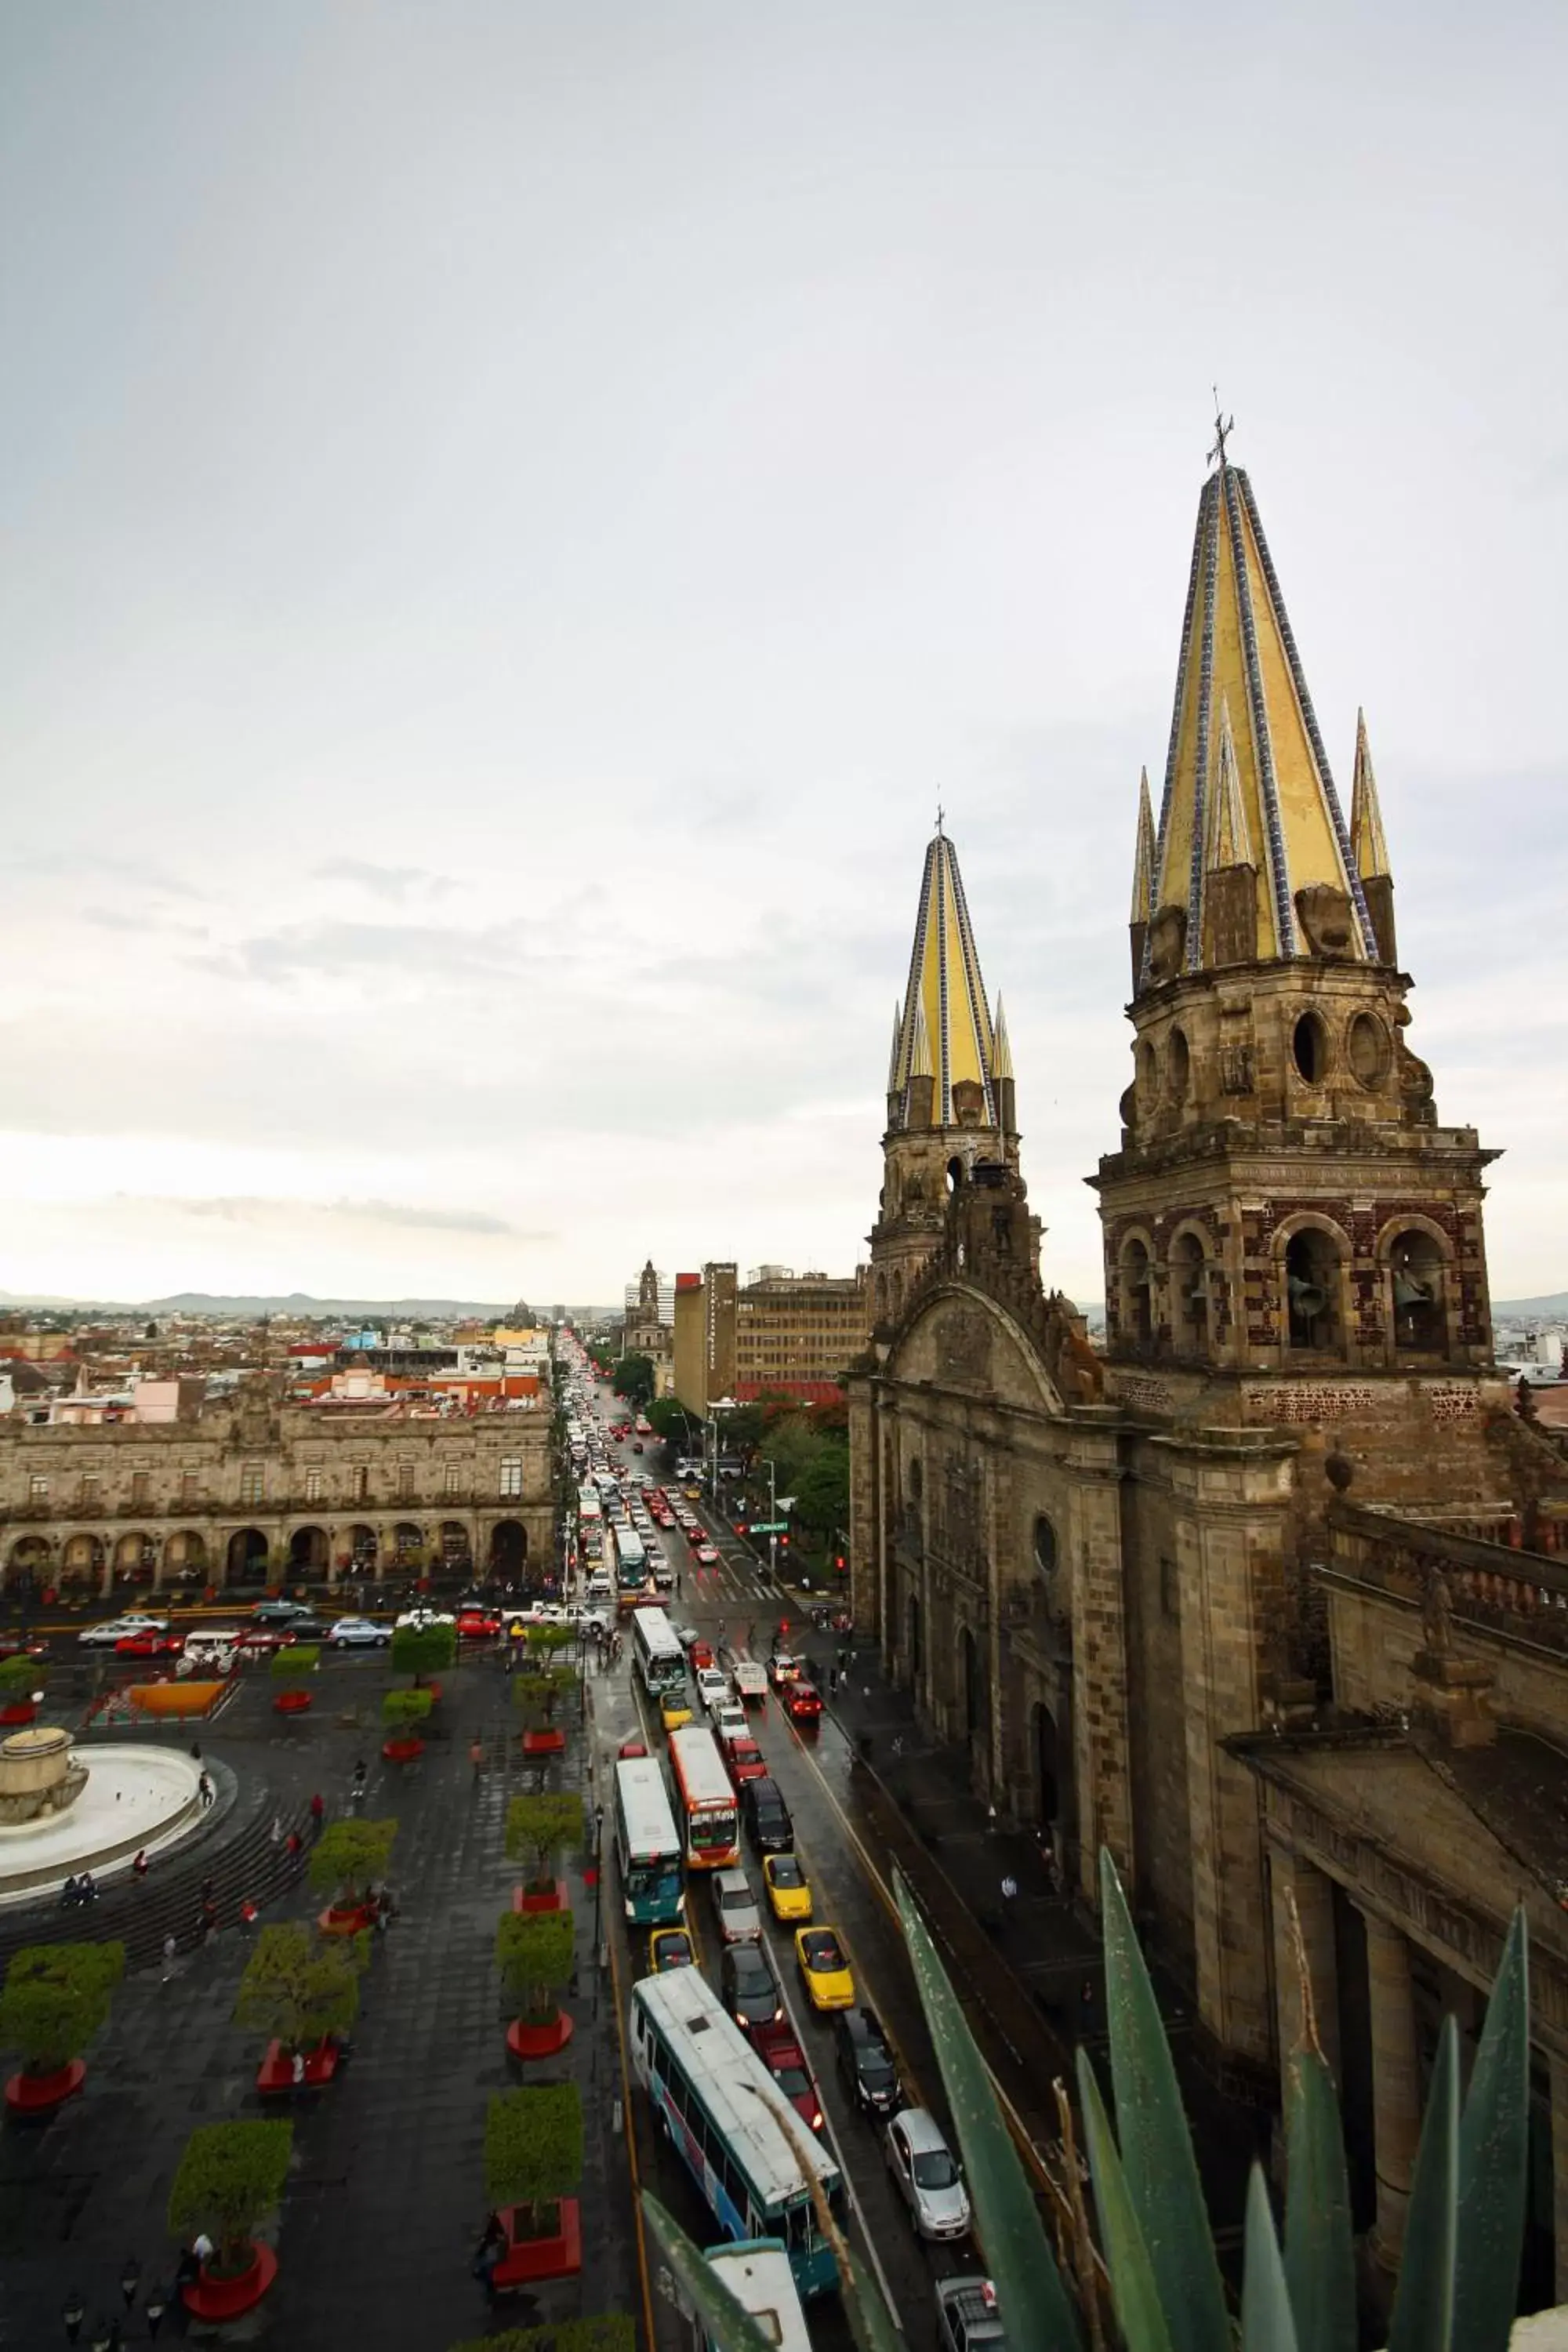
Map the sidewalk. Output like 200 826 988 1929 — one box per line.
781 1622 1268 2258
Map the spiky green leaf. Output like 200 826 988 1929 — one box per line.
641 2194 789 2352
895 1870 1081 2350
1282 2042 1355 2352
1098 1849 1229 2352
1454 1907 1530 2352
1243 2166 1299 2352
1077 2048 1177 2352
1388 2014 1458 2352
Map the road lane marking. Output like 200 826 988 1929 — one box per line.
607 1869 662 2352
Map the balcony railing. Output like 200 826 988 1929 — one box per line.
1325 1501 1568 1660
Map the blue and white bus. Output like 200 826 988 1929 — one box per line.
630 1968 842 2299
630 1606 687 1700
612 1755 684 1926
612 1523 652 1607
681 2240 811 2352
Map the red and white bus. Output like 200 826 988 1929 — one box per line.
667 1725 740 1870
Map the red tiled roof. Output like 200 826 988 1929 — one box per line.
734 1379 844 1406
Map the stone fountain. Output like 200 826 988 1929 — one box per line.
0 1723 204 1904
0 1726 89 1827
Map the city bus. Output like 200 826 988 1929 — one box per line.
612 1523 652 1607
681 2240 811 2352
630 1968 842 2300
667 1725 739 1869
612 1755 685 1926
631 1606 687 1700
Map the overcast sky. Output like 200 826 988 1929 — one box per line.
2 2 1563 1310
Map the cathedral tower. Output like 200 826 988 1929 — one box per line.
1095 434 1497 1412
869 824 1022 1339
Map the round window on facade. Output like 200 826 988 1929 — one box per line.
1168 1026 1191 1100
1033 1515 1058 1577
1292 1011 1330 1085
1347 1011 1392 1088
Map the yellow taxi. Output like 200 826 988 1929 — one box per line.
762 1853 813 1923
648 1926 695 1973
794 1926 855 2011
660 1690 694 1733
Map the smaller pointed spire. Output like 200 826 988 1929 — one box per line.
1349 708 1391 880
990 995 1014 1082
887 1001 903 1092
1131 768 1156 924
1205 694 1256 872
908 995 934 1080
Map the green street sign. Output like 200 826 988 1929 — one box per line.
749 1520 787 1534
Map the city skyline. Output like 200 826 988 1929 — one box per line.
2 5 1564 1307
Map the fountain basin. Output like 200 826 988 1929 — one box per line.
0 1742 205 1905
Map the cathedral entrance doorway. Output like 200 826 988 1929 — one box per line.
908 1593 924 1682
490 1519 528 1581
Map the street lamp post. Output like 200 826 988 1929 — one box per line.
758 1457 778 1584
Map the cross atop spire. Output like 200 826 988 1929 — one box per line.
1207 390 1236 474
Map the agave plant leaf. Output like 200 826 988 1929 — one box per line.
1454 1907 1530 2352
641 2192 786 2352
1076 2046 1177 2352
1242 2165 1300 2352
1282 2042 1355 2352
1387 2014 1458 2352
1098 1849 1229 2352
895 1870 1081 2350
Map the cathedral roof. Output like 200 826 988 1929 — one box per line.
891 825 1000 1129
1142 444 1379 978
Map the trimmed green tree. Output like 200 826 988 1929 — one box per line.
0 1655 42 1710
0 1941 125 2082
514 1664 579 1733
496 1907 575 2031
383 1687 434 1739
308 1817 397 1911
505 1792 583 1893
270 1643 319 1700
485 2082 584 2238
234 1924 362 2057
391 1620 456 1687
448 2320 635 2352
168 2118 292 2281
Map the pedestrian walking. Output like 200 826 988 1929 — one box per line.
197 1770 213 1809
239 1898 259 1932
827 1667 839 1696
131 1847 149 1882
470 1737 485 1781
161 1932 178 1983
270 1814 283 1846
285 1828 303 1860
1000 1872 1018 1908
309 1790 325 1831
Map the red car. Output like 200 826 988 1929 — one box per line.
784 1680 823 1725
690 1641 715 1672
751 2020 824 2133
234 1625 289 1656
115 1628 185 1660
724 1733 768 1784
456 1606 502 1639
0 1634 48 1663
618 1736 650 1759
684 1524 706 1551
695 1544 720 1566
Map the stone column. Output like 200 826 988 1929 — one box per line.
1269 1847 1341 2095
1552 2051 1568 2307
1363 1910 1421 2269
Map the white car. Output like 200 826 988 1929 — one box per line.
711 1867 763 1944
714 1701 748 1747
885 2109 972 2241
733 1661 768 1703
78 1613 169 1648
328 1617 391 1649
394 1608 455 1630
696 1666 730 1716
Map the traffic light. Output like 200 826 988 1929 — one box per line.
778 1532 789 1550
834 1553 846 1573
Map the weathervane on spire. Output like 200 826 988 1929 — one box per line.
1207 390 1235 474
935 800 945 837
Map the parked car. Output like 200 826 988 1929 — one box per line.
783 1681 822 1726
456 1606 502 1639
394 1607 456 1630
835 2007 900 2118
78 1614 169 1649
794 1926 856 2011
741 1776 793 1857
935 2279 1006 2352
251 1600 315 1626
751 2019 825 2133
278 1616 327 1642
885 2109 971 2241
328 1617 391 1650
710 1867 762 1945
0 1634 48 1662
114 1628 185 1660
720 1941 784 2037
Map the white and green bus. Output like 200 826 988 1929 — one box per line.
613 1755 684 1926
631 1606 687 1700
681 2239 811 2352
612 1522 652 1606
630 1967 842 2299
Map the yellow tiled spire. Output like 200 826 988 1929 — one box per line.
1130 767 1156 925
891 825 1000 1128
1349 708 1392 880
1142 436 1377 980
991 994 1014 1083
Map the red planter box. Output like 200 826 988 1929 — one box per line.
182 2241 279 2321
492 2198 583 2287
0 1701 38 1726
382 1735 424 1762
521 1727 565 1755
4 2058 85 2115
256 2038 340 2093
319 1902 377 1937
273 1689 313 1715
513 1879 566 1915
506 2012 575 2060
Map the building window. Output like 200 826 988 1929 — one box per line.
240 1461 266 1505
1033 1515 1058 1578
79 1475 100 1509
304 1468 324 1503
499 1457 524 1499
180 1471 199 1504
443 1464 461 1497
1160 1556 1180 1621
28 1474 49 1504
351 1465 368 1502
397 1460 416 1498
130 1471 151 1507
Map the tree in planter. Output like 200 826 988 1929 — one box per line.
0 1940 125 2089
168 2117 292 2281
448 2318 634 2352
234 1923 362 2060
0 1654 42 1717
505 1792 584 1895
485 2082 584 2240
383 1687 434 1742
390 1620 456 1689
513 1665 578 1737
270 1643 319 1708
496 1907 575 2034
308 1818 398 1915
523 1623 579 1719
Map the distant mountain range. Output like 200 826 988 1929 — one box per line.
0 1289 601 1320
1494 1294 1568 1322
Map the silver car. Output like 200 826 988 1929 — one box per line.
328 1617 390 1650
710 1867 762 1945
78 1613 169 1648
885 2107 971 2240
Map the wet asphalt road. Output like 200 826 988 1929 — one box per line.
583 1410 982 2352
